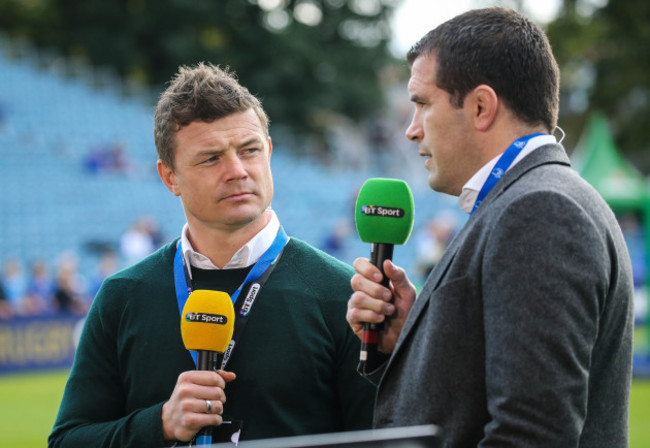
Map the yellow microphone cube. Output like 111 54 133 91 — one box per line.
180 290 235 353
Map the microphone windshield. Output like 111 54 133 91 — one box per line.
180 290 235 353
355 178 414 245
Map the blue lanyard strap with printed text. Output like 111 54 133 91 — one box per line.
174 226 289 365
470 133 544 215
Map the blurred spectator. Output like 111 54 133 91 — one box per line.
321 219 353 259
617 212 648 325
2 258 28 313
24 259 55 314
120 216 162 266
142 215 165 249
88 250 119 299
366 117 392 172
413 211 458 283
0 279 10 319
618 212 647 286
367 117 391 152
83 139 132 175
53 252 89 314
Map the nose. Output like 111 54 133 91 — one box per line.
405 112 423 143
224 153 248 181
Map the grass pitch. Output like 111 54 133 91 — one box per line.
0 369 649 447
0 369 69 447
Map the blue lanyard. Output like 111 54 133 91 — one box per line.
174 226 289 366
470 133 544 215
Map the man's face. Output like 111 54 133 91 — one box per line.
159 109 274 233
405 55 476 196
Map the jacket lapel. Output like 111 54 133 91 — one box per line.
385 143 571 369
388 211 467 355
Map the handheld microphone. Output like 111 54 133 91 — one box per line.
355 178 414 369
180 290 235 445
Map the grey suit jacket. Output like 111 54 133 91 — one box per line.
368 144 635 447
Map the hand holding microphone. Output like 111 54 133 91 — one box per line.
349 257 417 356
350 178 415 371
162 290 236 444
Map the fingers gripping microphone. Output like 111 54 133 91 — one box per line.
355 178 414 369
180 290 235 446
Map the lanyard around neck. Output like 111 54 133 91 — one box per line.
470 133 544 215
174 226 289 367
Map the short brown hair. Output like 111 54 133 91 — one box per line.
407 7 559 132
153 62 270 170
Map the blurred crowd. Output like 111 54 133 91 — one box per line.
0 251 96 319
2 209 647 322
0 215 165 320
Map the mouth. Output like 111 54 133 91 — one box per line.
419 151 432 166
221 191 254 202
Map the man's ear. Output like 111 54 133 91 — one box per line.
468 85 498 132
157 160 180 197
268 136 273 157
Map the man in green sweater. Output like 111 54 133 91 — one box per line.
49 63 375 447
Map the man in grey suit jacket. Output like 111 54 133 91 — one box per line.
346 7 634 447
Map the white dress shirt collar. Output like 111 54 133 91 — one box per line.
458 134 557 214
180 209 281 277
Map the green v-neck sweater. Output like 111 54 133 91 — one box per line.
49 238 375 447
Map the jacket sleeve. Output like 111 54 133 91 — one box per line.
479 190 611 446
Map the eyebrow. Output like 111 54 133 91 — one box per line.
237 136 264 148
193 136 264 159
192 148 223 163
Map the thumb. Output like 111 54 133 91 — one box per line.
384 259 411 292
217 370 237 383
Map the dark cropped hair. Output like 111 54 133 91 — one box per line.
407 7 559 132
154 62 269 170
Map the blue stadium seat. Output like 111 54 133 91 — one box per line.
0 46 465 281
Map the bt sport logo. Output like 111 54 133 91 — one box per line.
185 312 229 325
360 205 404 218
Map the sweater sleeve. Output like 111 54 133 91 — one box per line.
48 277 167 448
309 251 377 431
333 315 377 430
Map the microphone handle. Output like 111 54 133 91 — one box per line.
368 242 394 330
195 350 223 446
196 350 220 372
360 243 394 369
